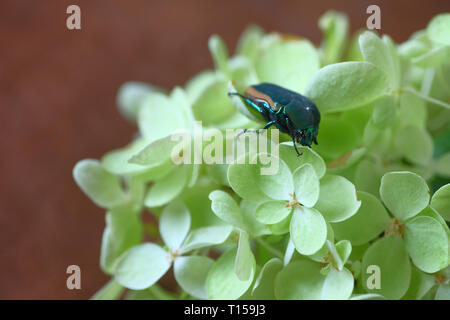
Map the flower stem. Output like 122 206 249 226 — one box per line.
402 87 450 110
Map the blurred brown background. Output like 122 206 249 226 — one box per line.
0 0 448 299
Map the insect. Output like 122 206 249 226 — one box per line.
228 83 320 156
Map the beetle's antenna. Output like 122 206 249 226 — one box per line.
228 92 246 99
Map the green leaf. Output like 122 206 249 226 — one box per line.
235 231 254 281
100 206 143 274
305 61 389 113
209 190 246 230
393 126 433 166
160 201 191 250
208 34 230 76
361 236 411 299
404 216 449 273
314 175 361 222
275 259 326 299
332 191 391 245
114 243 171 290
90 279 125 300
359 31 400 88
427 13 450 46
293 164 320 208
252 258 283 299
73 159 125 208
321 268 354 300
380 171 430 220
174 255 215 300
431 183 450 221
256 39 320 93
206 247 255 300
290 207 327 255
144 165 189 207
254 200 292 225
180 225 232 253
279 143 326 178
319 11 349 64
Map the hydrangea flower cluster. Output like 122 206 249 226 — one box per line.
74 11 450 300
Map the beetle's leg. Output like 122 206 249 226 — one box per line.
236 121 275 140
285 117 302 157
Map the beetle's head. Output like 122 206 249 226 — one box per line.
298 127 319 147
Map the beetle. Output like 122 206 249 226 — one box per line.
228 83 320 156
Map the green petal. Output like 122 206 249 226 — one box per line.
314 175 361 222
293 164 320 208
427 13 450 46
380 171 430 220
206 247 255 300
209 190 247 230
174 255 214 300
305 62 389 113
159 201 191 251
321 267 354 300
319 11 349 64
144 165 189 208
332 191 391 245
256 39 320 93
402 266 436 300
279 143 326 178
393 126 433 166
435 284 450 300
114 243 171 290
255 200 292 225
274 259 325 299
361 236 411 299
235 231 254 281
138 92 189 141
91 279 125 300
290 207 327 255
180 225 232 253
117 81 160 123
208 34 230 76
359 31 400 88
404 216 449 273
431 183 450 221
100 205 143 274
73 159 125 209
236 25 264 61
227 155 292 202
252 258 283 299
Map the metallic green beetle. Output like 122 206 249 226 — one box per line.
228 83 320 156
